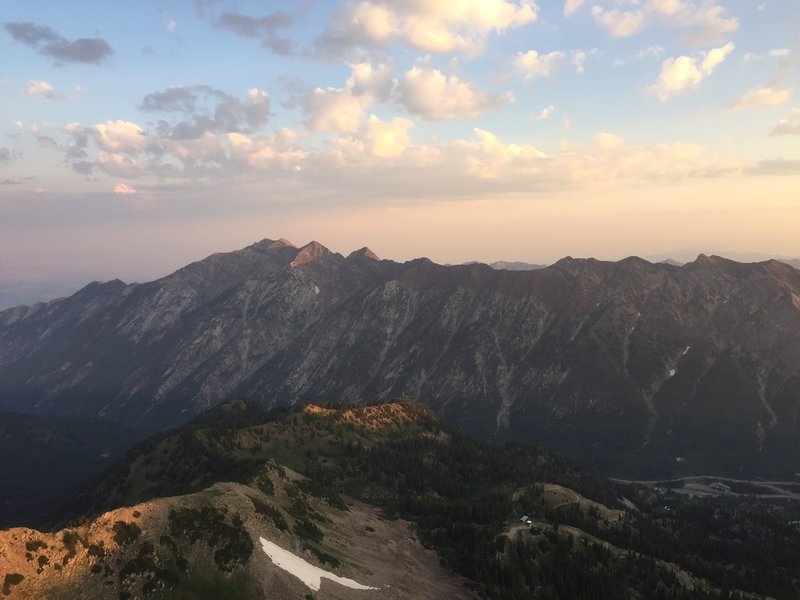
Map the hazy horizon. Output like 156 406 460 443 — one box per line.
3 233 800 311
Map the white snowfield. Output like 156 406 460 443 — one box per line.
259 537 379 592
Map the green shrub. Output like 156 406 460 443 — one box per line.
2 573 24 595
250 498 288 531
25 540 47 552
168 507 253 571
112 521 142 546
294 518 323 543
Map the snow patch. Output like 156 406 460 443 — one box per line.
668 369 676 378
682 345 691 356
259 537 378 592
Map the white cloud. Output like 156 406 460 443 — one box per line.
320 0 538 54
533 105 555 120
91 120 147 153
701 42 734 73
744 48 790 62
347 62 394 100
514 50 565 79
363 115 414 157
648 43 734 101
304 62 393 133
564 0 585 17
645 0 739 41
730 87 792 110
398 66 510 120
306 86 372 133
594 132 624 149
649 57 703 101
113 183 138 194
24 80 57 100
590 0 739 42
591 7 646 38
571 50 587 74
97 152 141 178
227 129 307 169
770 109 800 136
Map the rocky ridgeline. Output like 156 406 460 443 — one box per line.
1 238 799 477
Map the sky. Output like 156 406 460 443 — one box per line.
1 0 799 284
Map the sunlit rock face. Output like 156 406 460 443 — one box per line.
1 239 800 478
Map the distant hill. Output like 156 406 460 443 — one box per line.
3 400 797 599
489 260 547 271
2 239 800 479
0 412 141 529
460 260 547 270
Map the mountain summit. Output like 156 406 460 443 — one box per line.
348 246 380 261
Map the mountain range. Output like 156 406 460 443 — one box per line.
1 238 799 478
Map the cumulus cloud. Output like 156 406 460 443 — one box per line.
514 50 565 79
348 62 394 101
317 0 537 55
215 11 294 55
26 113 747 200
303 62 393 132
701 43 734 72
332 115 416 162
113 183 138 194
3 21 113 64
591 7 645 38
648 43 734 101
96 151 141 178
305 86 373 133
227 129 307 170
590 0 738 42
91 121 147 153
398 67 511 120
24 80 57 100
730 87 792 110
362 116 414 158
770 109 800 136
646 0 739 42
140 85 271 138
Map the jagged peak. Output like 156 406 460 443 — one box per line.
269 237 296 249
693 253 732 265
348 246 380 261
691 254 734 267
251 237 296 251
291 241 332 266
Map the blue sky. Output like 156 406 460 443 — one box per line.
1 1 798 282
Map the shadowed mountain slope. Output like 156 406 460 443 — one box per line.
1 239 800 477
